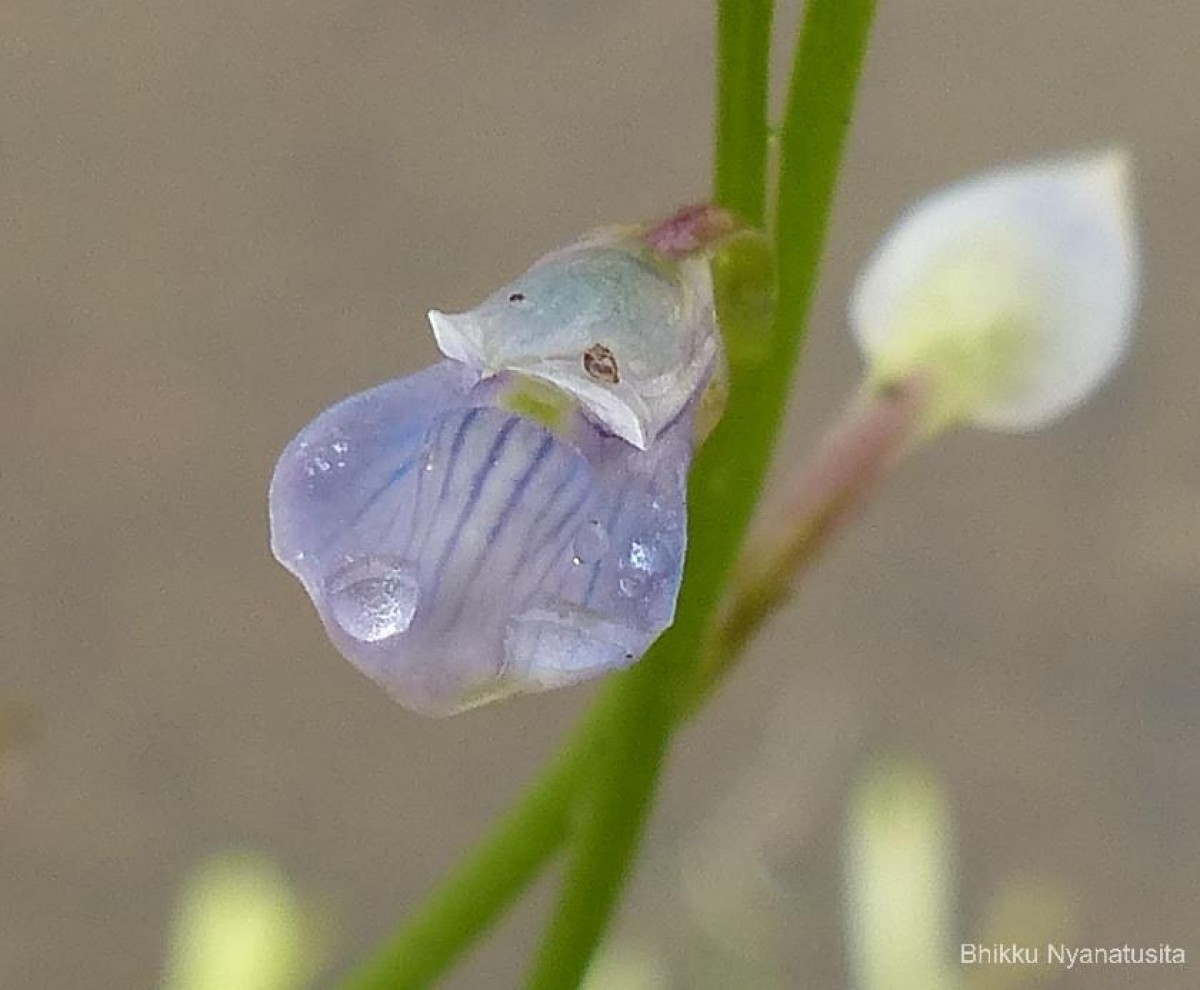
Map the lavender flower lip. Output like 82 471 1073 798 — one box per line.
269 224 723 715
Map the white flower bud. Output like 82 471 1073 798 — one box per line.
850 152 1139 433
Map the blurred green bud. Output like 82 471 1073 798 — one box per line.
581 941 671 990
162 852 321 990
844 757 957 990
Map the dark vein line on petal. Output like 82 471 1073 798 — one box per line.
442 429 557 626
424 415 518 615
408 408 483 565
512 462 586 573
315 455 419 558
583 474 634 608
520 483 595 614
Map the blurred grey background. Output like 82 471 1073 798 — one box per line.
2 1 1198 987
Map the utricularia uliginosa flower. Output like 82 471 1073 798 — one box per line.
271 222 724 715
270 152 1138 716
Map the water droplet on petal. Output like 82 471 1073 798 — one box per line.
506 601 644 690
616 540 654 598
571 519 609 565
326 556 419 642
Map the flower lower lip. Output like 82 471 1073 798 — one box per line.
270 361 696 715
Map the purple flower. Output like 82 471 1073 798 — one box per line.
270 227 721 715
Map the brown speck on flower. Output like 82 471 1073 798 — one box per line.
583 343 620 384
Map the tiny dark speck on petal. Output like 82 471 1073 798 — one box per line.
583 343 620 384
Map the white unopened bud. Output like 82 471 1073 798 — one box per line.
850 152 1139 433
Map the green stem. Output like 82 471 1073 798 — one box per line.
715 0 775 227
338 689 622 990
522 2 878 986
522 670 675 990
339 780 570 990
742 0 880 491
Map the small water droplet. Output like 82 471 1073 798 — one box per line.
571 520 609 565
326 556 419 642
616 540 654 598
628 540 650 570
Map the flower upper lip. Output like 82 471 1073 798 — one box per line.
427 235 722 450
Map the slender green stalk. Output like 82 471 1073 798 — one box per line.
522 3 878 987
339 769 571 990
715 0 775 226
522 669 675 990
739 0 880 503
339 688 623 990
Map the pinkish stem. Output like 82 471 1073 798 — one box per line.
687 373 931 708
745 373 930 573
